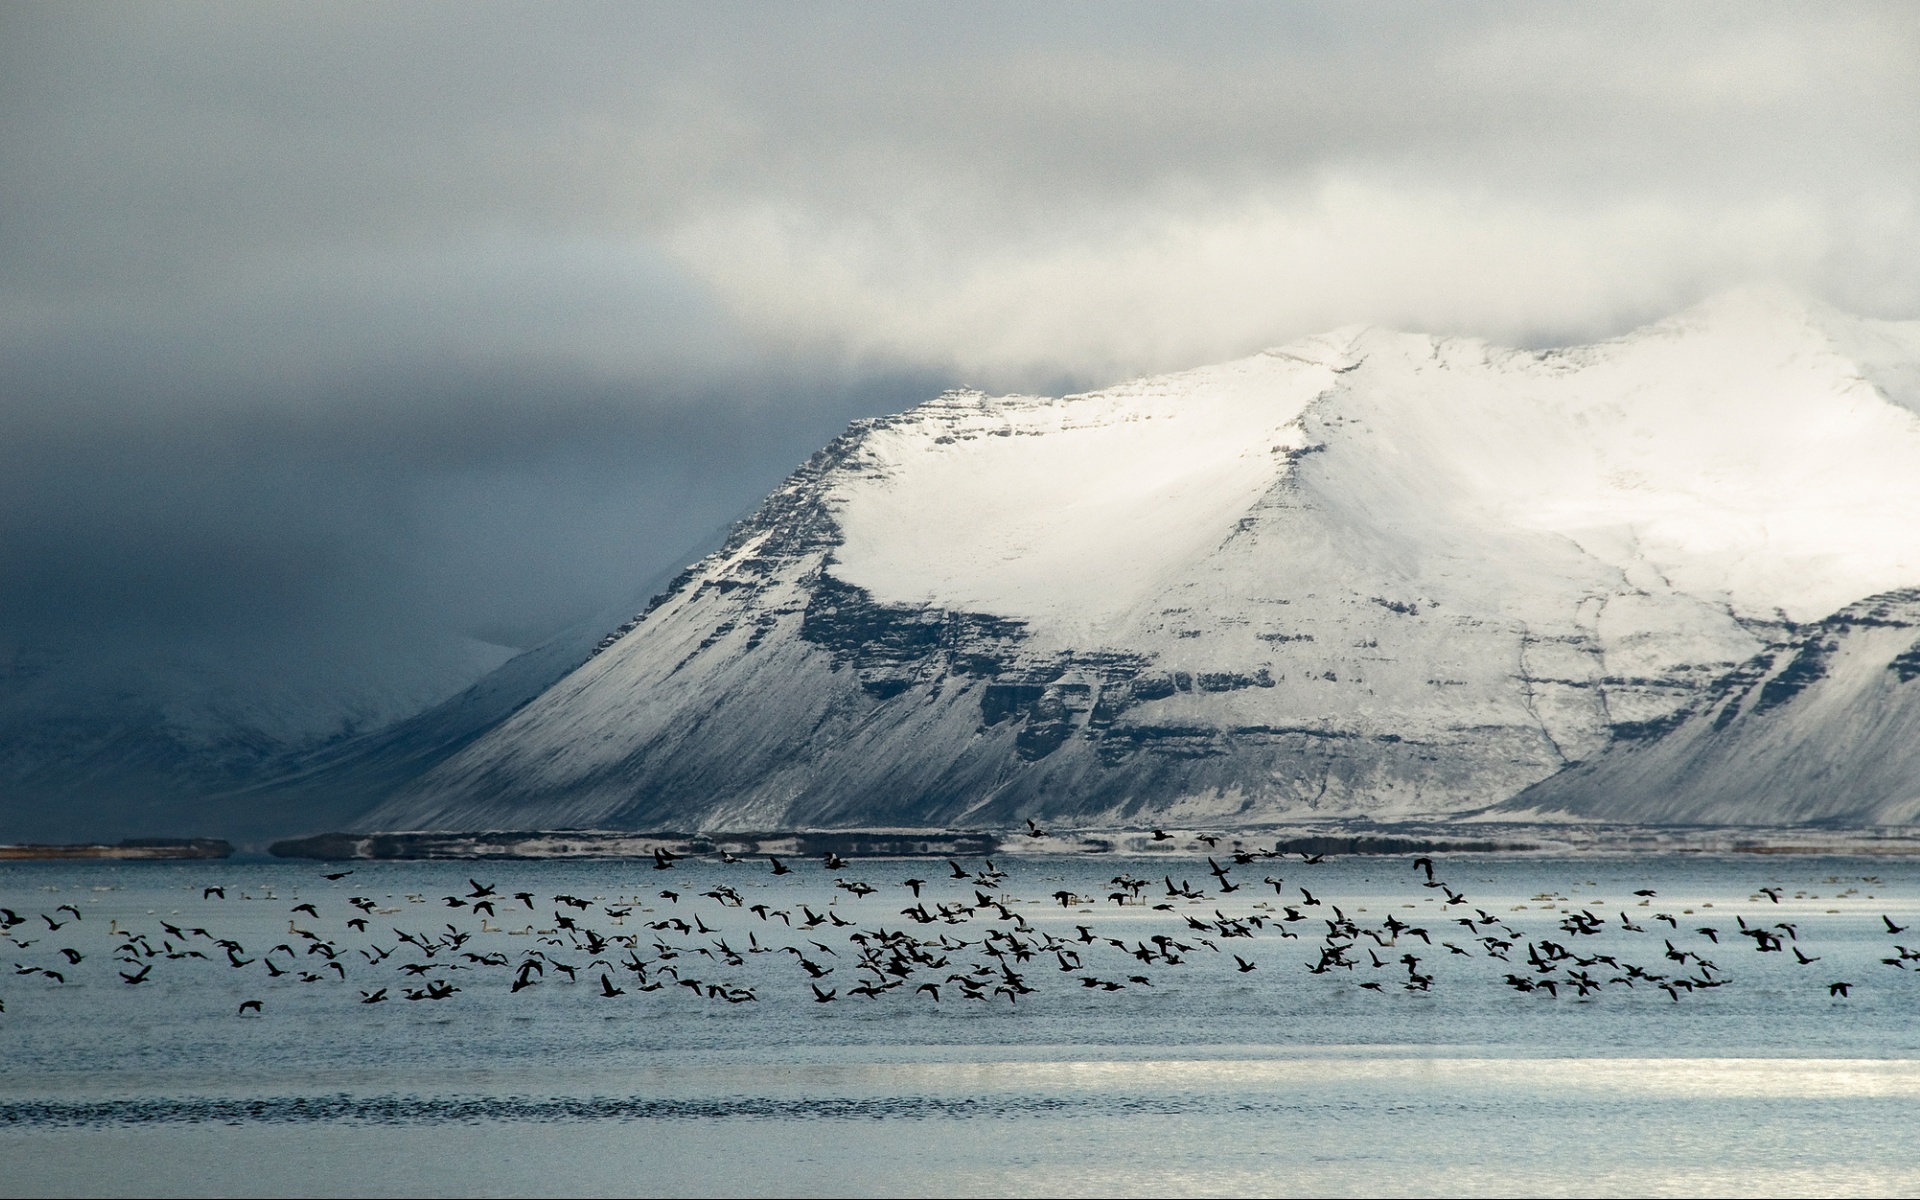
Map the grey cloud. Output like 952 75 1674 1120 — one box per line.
0 2 1915 819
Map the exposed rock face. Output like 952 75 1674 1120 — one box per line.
367 292 1920 832
1508 589 1920 825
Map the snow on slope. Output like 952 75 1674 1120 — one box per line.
367 291 1920 833
1507 588 1920 825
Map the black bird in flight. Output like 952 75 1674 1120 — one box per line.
769 856 792 876
1829 981 1853 997
237 1000 262 1016
324 871 353 881
1884 916 1909 934
203 887 225 899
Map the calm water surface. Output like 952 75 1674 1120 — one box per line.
3 853 1917 1196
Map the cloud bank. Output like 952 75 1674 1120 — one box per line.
0 1 1915 748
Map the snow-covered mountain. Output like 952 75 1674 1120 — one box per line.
366 291 1920 833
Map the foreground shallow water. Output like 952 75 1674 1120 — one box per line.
3 852 1917 1196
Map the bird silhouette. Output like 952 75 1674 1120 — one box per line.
237 1000 262 1015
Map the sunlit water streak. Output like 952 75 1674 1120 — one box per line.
3 854 1918 1196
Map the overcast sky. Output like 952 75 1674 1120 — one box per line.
2 2 1916 714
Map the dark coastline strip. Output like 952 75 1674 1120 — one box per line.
0 838 232 861
0 1093 1238 1128
266 829 1527 861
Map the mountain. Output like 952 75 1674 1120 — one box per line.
1506 587 1920 825
362 290 1920 834
0 632 516 843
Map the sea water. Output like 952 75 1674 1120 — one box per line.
2 853 1918 1197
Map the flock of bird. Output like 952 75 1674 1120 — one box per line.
2 841 1913 1017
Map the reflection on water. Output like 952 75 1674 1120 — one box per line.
2 854 1918 1196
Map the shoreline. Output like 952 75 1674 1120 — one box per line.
263 824 1920 862
0 838 233 862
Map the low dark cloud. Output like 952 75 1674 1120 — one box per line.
0 1 1915 757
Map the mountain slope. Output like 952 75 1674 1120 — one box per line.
1505 588 1920 825
366 291 1920 833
